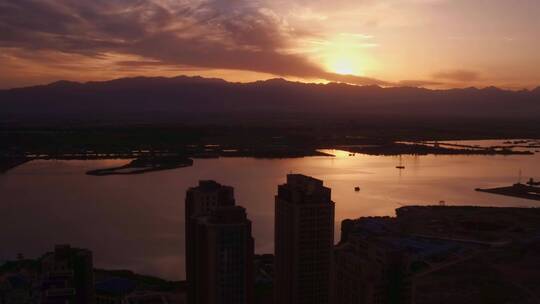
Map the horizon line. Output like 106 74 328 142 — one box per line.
2 74 539 93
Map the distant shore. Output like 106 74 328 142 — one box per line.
1 139 537 174
339 142 534 156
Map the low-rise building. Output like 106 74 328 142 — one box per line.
40 244 95 304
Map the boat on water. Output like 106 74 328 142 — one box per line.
396 155 405 169
354 186 361 192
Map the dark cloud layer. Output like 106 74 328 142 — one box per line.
0 0 396 86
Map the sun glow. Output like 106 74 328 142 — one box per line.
329 57 358 75
322 35 372 76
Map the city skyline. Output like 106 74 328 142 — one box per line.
1 1 539 300
3 175 540 304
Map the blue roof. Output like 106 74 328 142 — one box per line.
95 277 136 295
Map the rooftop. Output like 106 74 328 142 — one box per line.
194 180 232 193
278 174 332 204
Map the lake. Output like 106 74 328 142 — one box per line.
1 147 539 280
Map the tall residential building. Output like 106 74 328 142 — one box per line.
40 244 95 304
194 206 254 304
185 181 253 304
274 174 335 304
185 181 235 304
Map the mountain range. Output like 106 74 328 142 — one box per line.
1 76 539 126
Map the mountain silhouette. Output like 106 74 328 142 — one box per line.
1 76 539 125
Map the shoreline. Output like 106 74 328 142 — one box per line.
476 184 540 201
86 157 194 176
1 140 537 174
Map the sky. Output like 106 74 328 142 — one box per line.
0 0 539 89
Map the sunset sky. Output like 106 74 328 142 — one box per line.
0 0 539 89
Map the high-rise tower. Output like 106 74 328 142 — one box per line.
185 181 253 304
274 174 335 304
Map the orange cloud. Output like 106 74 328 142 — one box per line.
433 70 481 82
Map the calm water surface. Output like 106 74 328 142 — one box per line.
1 149 539 280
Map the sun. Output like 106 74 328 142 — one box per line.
314 33 378 77
325 49 363 76
330 58 357 75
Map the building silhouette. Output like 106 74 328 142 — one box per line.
274 174 335 304
185 181 253 304
334 219 413 304
40 244 95 304
194 206 254 304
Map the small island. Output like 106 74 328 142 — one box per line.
476 182 540 201
86 156 193 176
